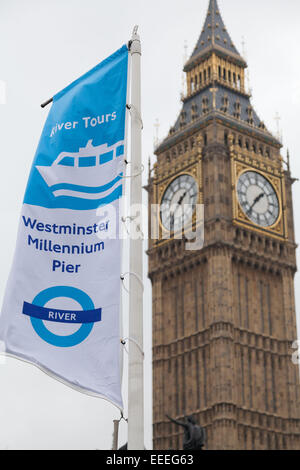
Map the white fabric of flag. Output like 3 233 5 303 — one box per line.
0 45 129 409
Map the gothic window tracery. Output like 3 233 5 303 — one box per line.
259 121 266 130
247 106 254 125
221 94 229 113
202 97 209 114
237 75 241 89
191 102 198 120
233 100 241 119
224 131 228 145
191 77 194 92
180 111 186 128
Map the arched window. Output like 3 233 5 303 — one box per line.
223 68 226 81
180 111 186 129
208 67 211 80
203 132 207 146
221 94 229 113
224 131 228 145
259 121 266 130
204 69 207 82
199 72 202 85
247 106 254 125
191 102 198 120
218 66 221 79
228 70 231 82
202 97 209 114
238 137 243 148
234 100 241 119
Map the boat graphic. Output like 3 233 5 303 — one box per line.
36 140 124 200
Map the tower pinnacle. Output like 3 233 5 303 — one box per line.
185 0 246 71
155 0 281 154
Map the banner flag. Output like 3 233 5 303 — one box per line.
0 45 129 409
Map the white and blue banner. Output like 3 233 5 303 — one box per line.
0 45 129 409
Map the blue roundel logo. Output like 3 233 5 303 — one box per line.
23 286 102 348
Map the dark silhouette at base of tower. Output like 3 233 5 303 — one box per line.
166 415 206 450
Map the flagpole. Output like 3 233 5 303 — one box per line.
128 26 144 450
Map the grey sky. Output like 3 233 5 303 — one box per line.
0 0 299 450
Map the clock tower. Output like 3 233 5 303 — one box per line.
147 0 300 450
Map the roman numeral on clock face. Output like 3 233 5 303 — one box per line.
237 171 279 227
160 174 198 232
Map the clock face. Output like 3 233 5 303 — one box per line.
160 174 198 231
237 171 280 227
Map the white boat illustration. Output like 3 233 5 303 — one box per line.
36 140 124 200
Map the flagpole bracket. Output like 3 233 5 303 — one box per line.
121 161 144 178
121 337 145 359
121 272 144 293
126 104 143 130
119 411 128 423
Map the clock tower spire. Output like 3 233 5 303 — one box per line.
185 0 247 96
148 0 300 450
189 0 244 60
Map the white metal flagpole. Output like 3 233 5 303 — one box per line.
128 26 144 450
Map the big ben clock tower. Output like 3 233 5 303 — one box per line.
147 0 300 450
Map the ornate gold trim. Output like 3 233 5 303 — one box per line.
231 161 287 239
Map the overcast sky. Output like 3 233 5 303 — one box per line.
0 0 300 450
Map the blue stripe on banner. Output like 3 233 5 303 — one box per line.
50 174 123 194
52 184 123 210
22 301 102 324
